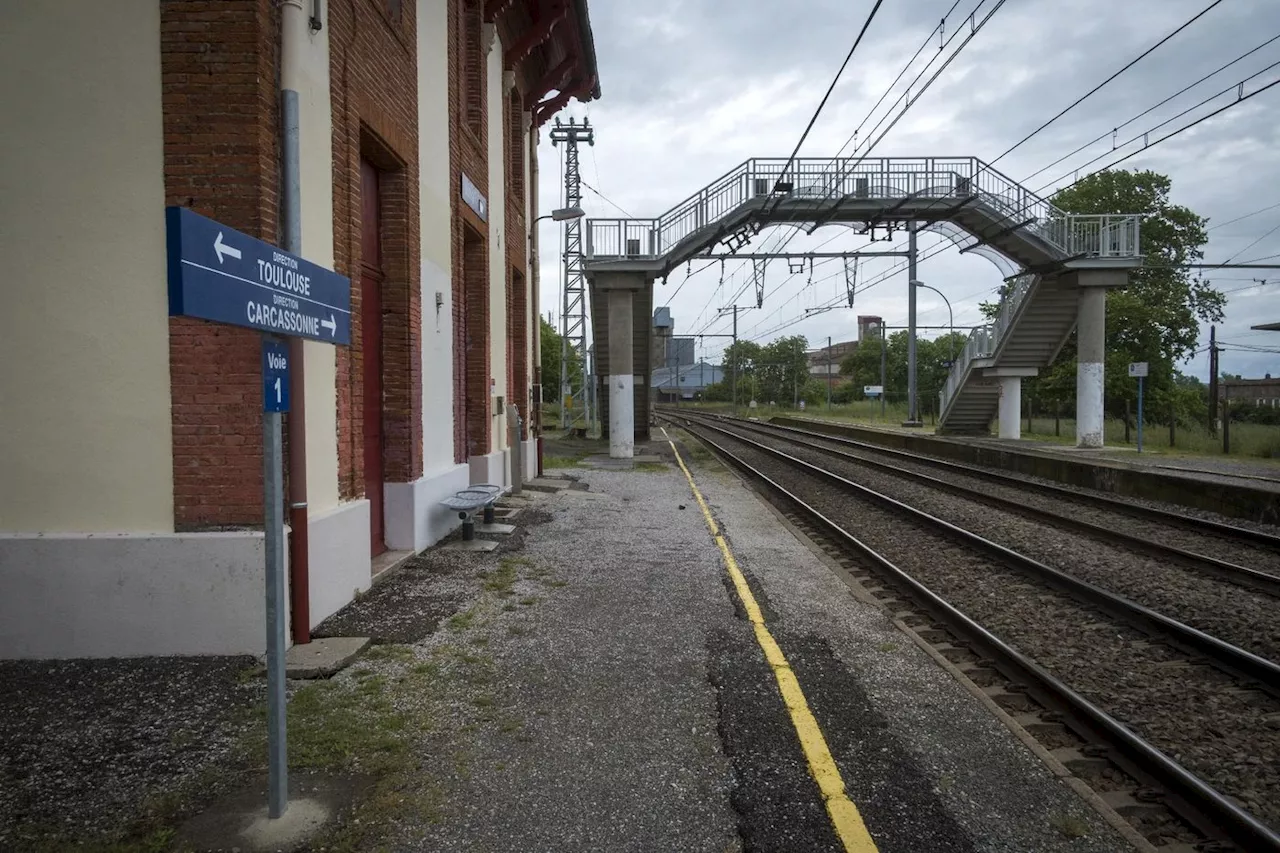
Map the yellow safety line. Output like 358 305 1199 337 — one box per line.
668 438 879 853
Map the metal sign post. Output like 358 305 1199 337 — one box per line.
261 338 289 816
1129 362 1148 453
167 208 351 819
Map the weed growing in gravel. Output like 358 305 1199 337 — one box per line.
446 607 479 631
543 454 585 469
877 641 899 652
633 461 668 472
519 595 541 607
482 560 519 595
365 643 415 662
1049 812 1090 839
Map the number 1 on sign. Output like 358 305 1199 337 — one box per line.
274 377 282 404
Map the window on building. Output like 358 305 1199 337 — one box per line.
462 0 483 136
507 90 525 200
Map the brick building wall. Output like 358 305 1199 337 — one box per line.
329 0 423 499
504 89 529 440
449 0 491 462
161 0 280 529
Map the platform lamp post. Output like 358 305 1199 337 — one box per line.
535 206 586 433
913 281 954 424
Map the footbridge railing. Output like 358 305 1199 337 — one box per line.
938 272 1038 416
585 157 1140 266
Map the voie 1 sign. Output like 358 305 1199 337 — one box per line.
166 206 351 345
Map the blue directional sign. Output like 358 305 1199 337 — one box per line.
166 206 351 345
262 340 291 413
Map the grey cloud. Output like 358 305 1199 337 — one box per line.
539 0 1280 376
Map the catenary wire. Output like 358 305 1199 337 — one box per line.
988 0 1228 166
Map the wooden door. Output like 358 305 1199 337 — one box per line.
361 159 386 556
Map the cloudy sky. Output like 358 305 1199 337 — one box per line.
535 0 1280 379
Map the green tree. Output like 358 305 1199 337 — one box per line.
722 340 763 405
539 318 582 401
756 336 811 405
840 330 968 404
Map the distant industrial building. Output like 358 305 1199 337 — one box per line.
1222 376 1280 407
858 315 884 341
652 306 694 369
653 362 723 402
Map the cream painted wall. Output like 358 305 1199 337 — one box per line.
486 33 508 452
0 3 173 532
297 2 340 516
418 0 456 473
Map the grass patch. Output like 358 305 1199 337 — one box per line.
1048 812 1090 839
281 679 409 774
364 643 415 662
876 641 899 653
518 596 541 607
543 454 585 469
507 624 533 637
445 607 478 631
633 461 668 472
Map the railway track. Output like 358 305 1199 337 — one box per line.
757 413 1280 557
670 411 1280 668
658 411 1280 853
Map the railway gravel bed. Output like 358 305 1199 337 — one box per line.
689 423 1280 834
769 422 1280 575
721 421 1280 664
774 417 1280 536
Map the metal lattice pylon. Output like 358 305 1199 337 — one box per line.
550 117 594 433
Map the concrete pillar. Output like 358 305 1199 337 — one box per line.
608 288 634 458
1076 285 1107 447
998 376 1021 439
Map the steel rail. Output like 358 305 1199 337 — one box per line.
735 411 1280 550
663 414 1280 853
677 411 1280 599
666 413 1280 693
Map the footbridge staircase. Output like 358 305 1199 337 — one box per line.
583 157 1142 434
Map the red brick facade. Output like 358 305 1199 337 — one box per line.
329 0 422 499
160 0 566 528
504 90 529 440
449 0 492 462
161 0 279 529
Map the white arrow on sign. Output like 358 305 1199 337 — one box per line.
213 231 242 264
320 314 337 337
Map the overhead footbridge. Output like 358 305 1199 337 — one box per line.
582 157 1142 454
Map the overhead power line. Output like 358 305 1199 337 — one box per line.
1210 200 1280 232
769 0 886 205
989 0 1228 165
1223 219 1280 265
1021 30 1280 184
1046 75 1280 195
716 0 1006 321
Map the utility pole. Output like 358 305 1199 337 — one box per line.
826 335 833 411
550 117 594 434
904 222 922 426
880 327 887 420
1208 324 1219 435
718 305 754 416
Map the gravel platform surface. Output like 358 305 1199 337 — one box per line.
785 425 1280 575
696 424 1280 835
392 469 746 852
734 424 1280 663
0 655 260 848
